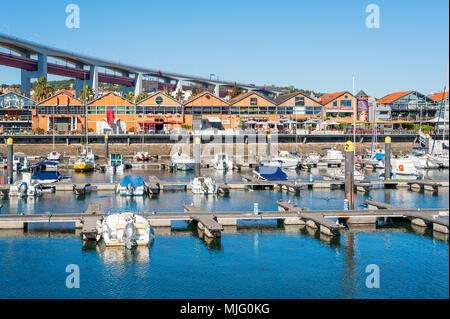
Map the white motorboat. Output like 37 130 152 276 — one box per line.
46 151 62 162
134 151 149 162
380 158 423 180
212 153 233 170
106 152 124 172
406 153 440 169
190 176 218 194
262 151 300 169
331 169 365 181
9 173 42 197
116 175 147 196
431 153 449 168
323 148 344 165
97 213 151 248
12 152 30 172
171 152 195 171
302 153 320 167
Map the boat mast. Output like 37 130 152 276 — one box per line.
352 75 356 149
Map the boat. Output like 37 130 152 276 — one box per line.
135 151 149 162
31 161 63 184
331 169 365 181
46 151 62 162
97 213 152 248
190 176 218 194
323 148 344 165
302 153 320 167
171 152 195 171
253 166 288 181
371 151 385 169
80 146 98 161
9 173 42 197
405 152 440 169
12 152 30 172
379 158 423 180
106 152 125 172
74 156 95 172
261 151 300 169
116 175 147 196
212 153 233 170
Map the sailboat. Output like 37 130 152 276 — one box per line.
135 134 149 162
46 114 62 161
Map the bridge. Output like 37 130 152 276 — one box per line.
0 33 284 98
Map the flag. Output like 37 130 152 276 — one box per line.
106 106 114 124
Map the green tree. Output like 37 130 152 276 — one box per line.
33 77 53 102
191 87 200 96
78 85 94 102
135 93 148 102
123 91 135 101
230 83 241 99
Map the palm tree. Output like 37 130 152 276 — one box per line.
33 77 53 102
191 87 200 96
176 89 183 101
78 85 94 102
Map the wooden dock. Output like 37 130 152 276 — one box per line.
0 201 447 239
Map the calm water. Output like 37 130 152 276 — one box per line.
0 168 448 299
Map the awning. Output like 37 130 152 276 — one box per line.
207 117 221 123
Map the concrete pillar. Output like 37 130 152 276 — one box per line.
194 136 201 177
21 52 47 97
134 73 143 97
7 138 13 184
75 64 85 98
267 133 272 159
214 84 220 96
425 134 430 152
105 134 109 164
88 66 99 98
176 79 183 92
384 136 391 180
344 140 355 210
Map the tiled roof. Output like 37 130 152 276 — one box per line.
377 91 412 104
319 91 347 104
429 91 449 102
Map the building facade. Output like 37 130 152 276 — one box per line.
229 92 278 129
87 92 135 134
136 91 183 133
34 91 84 132
0 92 35 133
274 92 322 119
320 91 356 122
377 91 438 122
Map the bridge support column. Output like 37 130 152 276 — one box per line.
214 84 220 96
88 66 99 98
75 64 85 98
21 52 47 97
134 73 143 97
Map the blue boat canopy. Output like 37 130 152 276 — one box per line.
373 153 385 160
443 144 449 150
254 166 288 181
32 171 62 181
322 147 331 150
120 175 145 187
412 147 425 150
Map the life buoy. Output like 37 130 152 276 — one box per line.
399 164 404 171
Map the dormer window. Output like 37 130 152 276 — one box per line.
250 98 257 105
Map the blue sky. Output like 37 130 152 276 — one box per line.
0 0 448 97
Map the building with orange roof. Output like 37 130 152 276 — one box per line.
320 91 356 121
229 91 278 128
377 91 438 122
274 92 322 119
34 91 85 132
429 91 449 103
183 91 231 130
0 91 35 133
87 92 135 134
136 91 183 133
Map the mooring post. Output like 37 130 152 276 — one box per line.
425 133 430 152
104 134 109 164
267 133 272 159
384 136 391 180
7 137 13 184
344 140 354 209
194 136 201 177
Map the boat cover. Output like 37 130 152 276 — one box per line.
254 166 288 180
120 175 145 187
373 153 385 160
32 171 61 181
443 144 449 150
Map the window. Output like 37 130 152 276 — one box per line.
295 96 305 106
333 101 338 107
340 100 352 107
250 98 257 105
